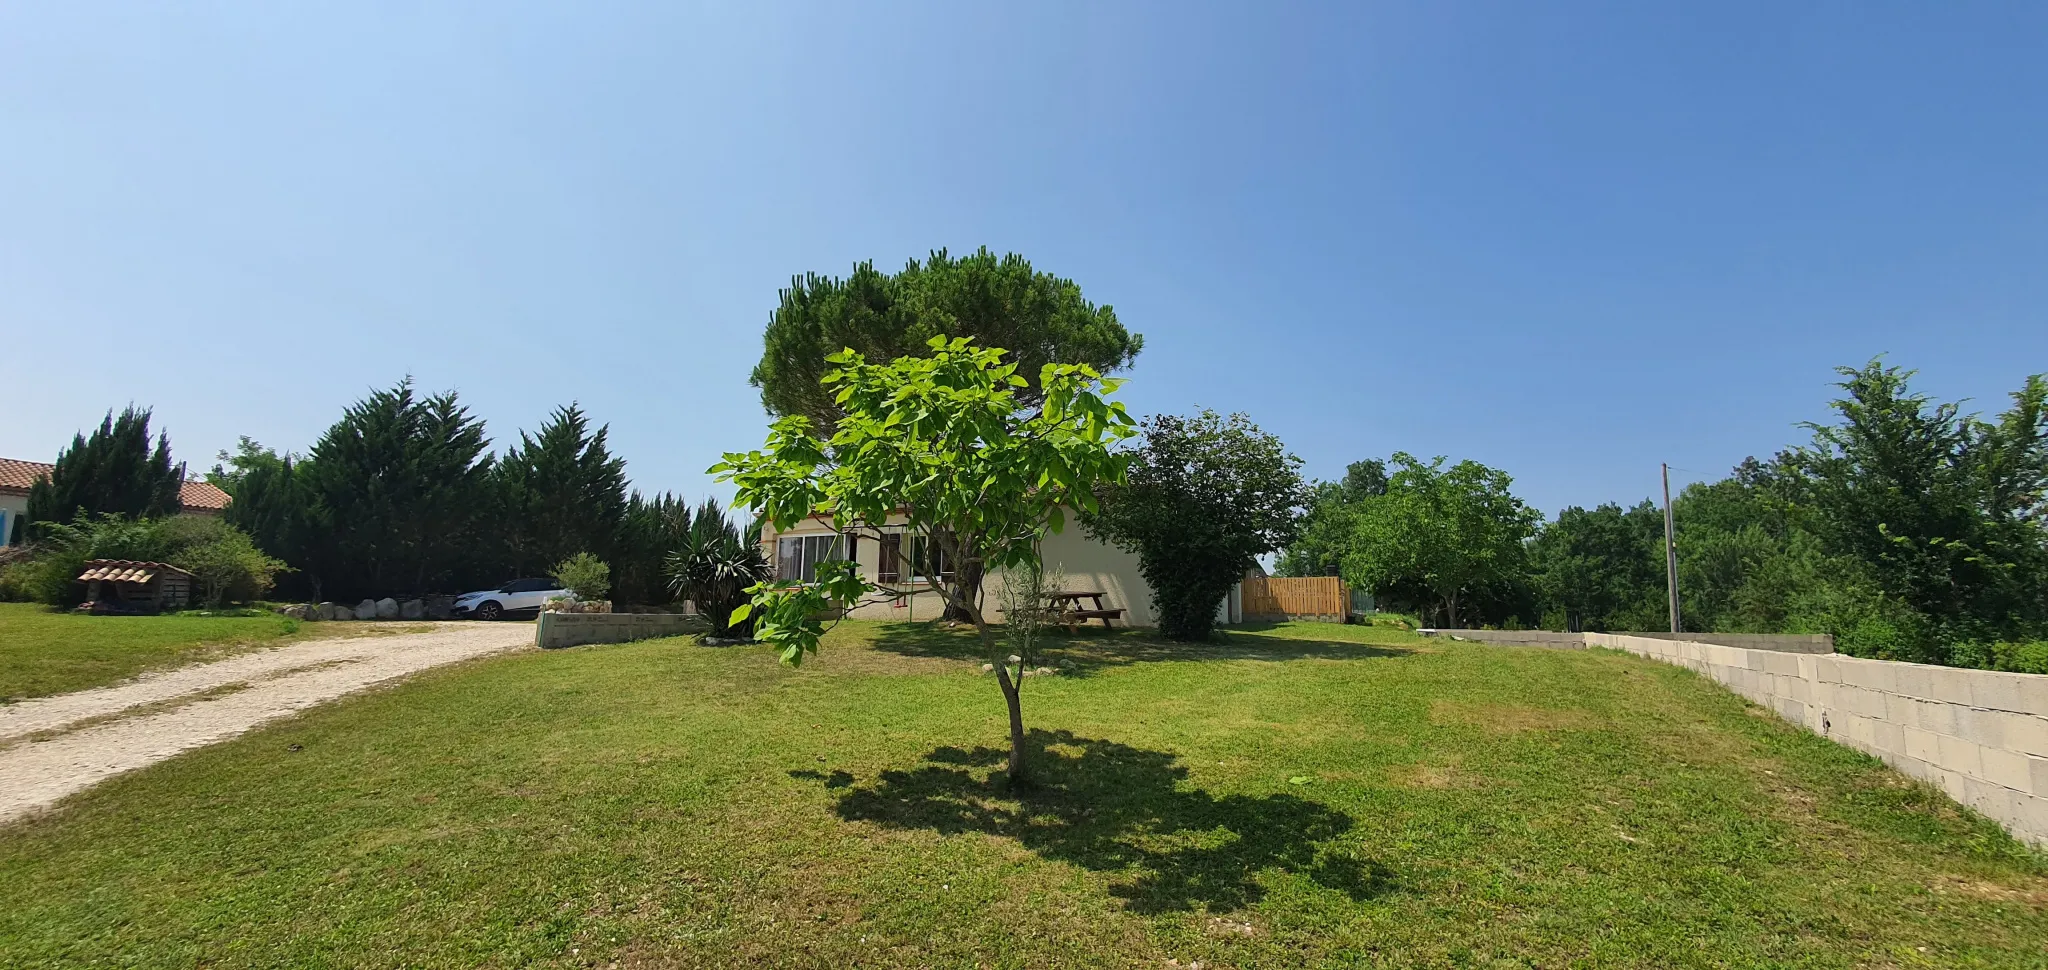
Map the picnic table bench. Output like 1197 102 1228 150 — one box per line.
1045 590 1124 633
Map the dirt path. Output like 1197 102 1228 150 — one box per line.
0 622 534 825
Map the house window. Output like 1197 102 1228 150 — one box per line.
875 531 955 585
0 509 9 547
776 533 848 583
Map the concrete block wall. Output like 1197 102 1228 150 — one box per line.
1583 633 2048 848
1433 629 1833 653
535 612 709 649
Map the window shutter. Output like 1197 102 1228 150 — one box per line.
878 534 900 583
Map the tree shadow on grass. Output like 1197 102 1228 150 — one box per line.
796 729 1398 913
863 623 1415 678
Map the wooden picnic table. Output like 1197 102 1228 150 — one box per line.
1044 591 1122 631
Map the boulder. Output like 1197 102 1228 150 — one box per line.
375 597 399 619
422 595 455 620
399 599 424 620
276 603 311 620
354 599 378 621
317 603 341 621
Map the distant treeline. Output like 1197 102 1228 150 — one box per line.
214 379 711 604
8 381 736 606
1281 360 2048 672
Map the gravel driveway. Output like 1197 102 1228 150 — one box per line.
0 622 534 825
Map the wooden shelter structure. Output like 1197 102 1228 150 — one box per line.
75 560 195 614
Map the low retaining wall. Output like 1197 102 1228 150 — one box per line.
1430 630 1834 653
1434 628 2048 847
535 612 708 649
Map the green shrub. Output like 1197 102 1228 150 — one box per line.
159 517 291 605
551 552 611 601
10 513 288 607
1950 639 2048 675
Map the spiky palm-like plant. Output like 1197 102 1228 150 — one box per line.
665 498 769 636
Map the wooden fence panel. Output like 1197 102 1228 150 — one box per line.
1241 576 1349 622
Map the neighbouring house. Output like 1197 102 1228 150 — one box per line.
0 458 232 547
74 559 196 614
759 510 1246 627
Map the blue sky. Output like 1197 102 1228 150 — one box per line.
4 2 2044 517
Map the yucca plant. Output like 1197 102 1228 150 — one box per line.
665 498 769 636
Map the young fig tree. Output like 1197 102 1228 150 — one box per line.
714 335 1133 781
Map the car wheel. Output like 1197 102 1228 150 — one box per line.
474 601 504 621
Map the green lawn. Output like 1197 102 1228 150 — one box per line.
1 620 2043 967
0 602 322 701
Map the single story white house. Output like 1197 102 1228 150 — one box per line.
759 510 1246 627
0 458 232 547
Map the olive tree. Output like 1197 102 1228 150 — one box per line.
715 336 1133 781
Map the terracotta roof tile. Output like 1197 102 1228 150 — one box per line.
77 559 195 583
0 457 232 512
178 480 232 512
0 458 53 492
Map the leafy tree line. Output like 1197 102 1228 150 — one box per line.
214 380 721 604
6 385 738 607
3 408 284 607
1280 360 2048 672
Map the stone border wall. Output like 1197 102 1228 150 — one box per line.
535 612 707 650
1431 629 2048 847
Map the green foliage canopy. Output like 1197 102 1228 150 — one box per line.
750 248 1143 434
495 404 629 576
26 407 185 528
1332 453 1540 628
1087 410 1306 641
717 335 1134 779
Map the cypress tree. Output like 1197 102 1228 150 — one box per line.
26 406 185 527
302 379 493 599
494 404 629 576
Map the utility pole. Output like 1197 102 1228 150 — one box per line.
1663 463 1681 633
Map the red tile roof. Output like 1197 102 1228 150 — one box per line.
0 457 232 513
0 458 51 492
77 560 196 583
178 480 232 512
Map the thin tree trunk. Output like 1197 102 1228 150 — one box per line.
993 661 1027 782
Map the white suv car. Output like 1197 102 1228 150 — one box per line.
454 578 568 620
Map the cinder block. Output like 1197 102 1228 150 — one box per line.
1872 720 1906 755
1763 652 1802 677
1885 693 1919 728
1927 668 1975 705
1961 776 2008 814
1970 673 2028 714
1904 726 1942 763
1842 659 1892 692
1979 747 2034 792
1813 656 1842 684
1935 733 1985 778
2018 677 2048 718
2002 713 2048 758
1916 699 1960 737
1956 706 2008 748
1892 665 1935 700
1936 767 1970 802
2032 756 2048 798
1775 697 1805 723
2013 792 2048 841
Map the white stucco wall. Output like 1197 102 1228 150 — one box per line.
759 514 1242 628
0 492 26 547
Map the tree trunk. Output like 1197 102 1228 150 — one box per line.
1444 591 1459 629
993 662 1027 783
